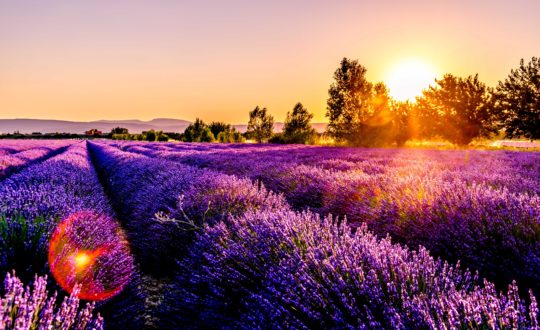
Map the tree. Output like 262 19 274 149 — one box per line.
208 122 231 139
389 100 417 147
145 129 157 142
416 74 495 146
199 128 215 142
111 127 129 135
326 58 394 146
157 132 169 141
216 129 245 143
182 118 215 142
493 57 540 140
282 103 316 144
247 106 274 143
207 121 244 143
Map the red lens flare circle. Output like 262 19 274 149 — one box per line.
48 211 134 301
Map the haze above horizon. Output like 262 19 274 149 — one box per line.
1 0 539 124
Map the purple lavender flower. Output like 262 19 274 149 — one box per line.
166 209 539 329
1 271 104 329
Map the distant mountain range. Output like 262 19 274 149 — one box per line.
0 118 327 134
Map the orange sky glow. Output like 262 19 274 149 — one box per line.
1 0 539 124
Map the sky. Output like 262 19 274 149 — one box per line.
1 0 539 124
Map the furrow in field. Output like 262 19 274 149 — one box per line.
87 141 290 326
0 141 75 181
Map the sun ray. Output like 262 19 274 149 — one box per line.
385 59 439 101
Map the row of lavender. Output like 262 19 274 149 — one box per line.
0 142 143 329
0 140 74 180
115 141 540 297
89 141 539 328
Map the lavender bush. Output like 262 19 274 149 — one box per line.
88 141 288 276
1 272 103 329
0 143 114 279
0 140 73 180
2 139 539 328
165 210 539 329
0 143 145 328
128 143 540 295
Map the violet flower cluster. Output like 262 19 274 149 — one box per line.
0 140 73 180
117 142 540 295
1 272 103 329
2 139 539 328
0 142 145 328
87 141 288 276
167 209 539 329
0 143 114 278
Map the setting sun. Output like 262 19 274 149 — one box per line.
385 59 439 101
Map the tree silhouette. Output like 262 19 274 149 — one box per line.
326 58 394 146
207 121 244 143
493 57 540 140
145 129 157 142
111 127 129 135
416 74 495 146
247 106 274 143
208 122 231 139
282 103 316 144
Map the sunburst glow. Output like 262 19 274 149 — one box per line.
385 59 439 101
48 211 134 301
74 252 91 269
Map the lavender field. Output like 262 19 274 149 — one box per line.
1 139 539 329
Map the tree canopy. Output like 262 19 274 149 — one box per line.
247 106 274 143
326 58 397 146
416 74 495 145
182 118 215 142
494 57 540 140
282 103 316 144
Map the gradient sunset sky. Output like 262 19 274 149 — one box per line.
1 0 539 123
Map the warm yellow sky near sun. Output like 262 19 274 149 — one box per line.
1 0 539 124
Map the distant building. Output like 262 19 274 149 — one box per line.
85 129 102 136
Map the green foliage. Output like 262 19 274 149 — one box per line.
200 128 215 142
111 134 131 140
417 74 495 146
247 106 274 143
111 127 129 135
217 130 245 143
493 57 540 140
268 133 286 144
208 122 231 139
282 103 316 144
0 214 52 281
208 121 244 143
182 118 216 142
157 133 170 142
145 130 158 142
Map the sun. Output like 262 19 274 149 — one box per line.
385 59 439 101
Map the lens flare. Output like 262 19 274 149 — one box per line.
48 211 134 301
74 252 91 269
